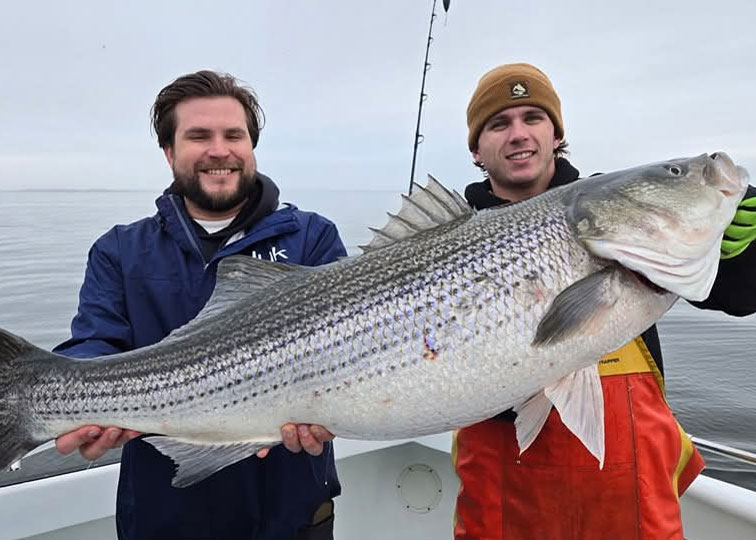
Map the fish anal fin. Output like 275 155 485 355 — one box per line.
513 392 553 455
143 435 281 488
544 365 605 468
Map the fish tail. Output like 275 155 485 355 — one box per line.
0 328 45 470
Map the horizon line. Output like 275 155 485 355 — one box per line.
0 188 155 193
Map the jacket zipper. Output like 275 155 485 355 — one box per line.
169 196 209 269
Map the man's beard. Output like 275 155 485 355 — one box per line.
171 168 255 213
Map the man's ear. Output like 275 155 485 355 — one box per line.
163 146 175 168
472 149 481 164
553 137 560 150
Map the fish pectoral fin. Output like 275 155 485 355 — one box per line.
142 435 281 488
513 392 553 455
544 365 605 468
532 267 621 346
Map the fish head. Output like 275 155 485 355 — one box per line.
566 152 749 301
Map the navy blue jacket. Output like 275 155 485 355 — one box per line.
55 192 346 540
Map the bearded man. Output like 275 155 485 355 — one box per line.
53 70 344 540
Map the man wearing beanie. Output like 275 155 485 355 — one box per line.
453 62 743 539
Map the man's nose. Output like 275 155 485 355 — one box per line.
207 137 231 157
508 119 530 141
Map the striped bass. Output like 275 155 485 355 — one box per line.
0 152 748 487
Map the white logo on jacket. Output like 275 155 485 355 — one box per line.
250 247 288 262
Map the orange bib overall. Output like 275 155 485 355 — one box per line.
453 338 704 540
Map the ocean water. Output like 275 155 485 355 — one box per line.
0 190 754 490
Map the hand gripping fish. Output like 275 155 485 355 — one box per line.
0 152 748 487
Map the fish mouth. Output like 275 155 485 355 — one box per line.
704 152 749 197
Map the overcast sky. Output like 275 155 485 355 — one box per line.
0 0 754 195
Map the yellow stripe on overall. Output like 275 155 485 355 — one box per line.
598 336 695 497
597 336 665 396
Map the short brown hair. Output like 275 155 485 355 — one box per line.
151 70 264 149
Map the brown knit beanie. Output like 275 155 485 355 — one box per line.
466 63 564 151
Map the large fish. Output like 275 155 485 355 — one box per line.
0 152 748 487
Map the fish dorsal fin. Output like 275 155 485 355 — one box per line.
360 174 472 253
162 255 309 343
143 435 279 487
207 255 305 316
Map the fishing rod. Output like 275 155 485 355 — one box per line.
408 0 450 195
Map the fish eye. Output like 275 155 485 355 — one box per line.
666 165 683 176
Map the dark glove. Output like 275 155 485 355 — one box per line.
721 196 756 260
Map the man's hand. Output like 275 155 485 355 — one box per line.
256 424 335 459
722 196 756 259
55 425 142 461
57 424 333 461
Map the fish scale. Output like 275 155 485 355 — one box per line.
1 152 748 486
29 199 604 435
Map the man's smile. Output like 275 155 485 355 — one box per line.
507 150 536 161
200 168 239 177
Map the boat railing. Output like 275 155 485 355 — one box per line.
691 436 756 466
6 435 756 475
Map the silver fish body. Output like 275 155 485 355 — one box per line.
0 152 748 486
